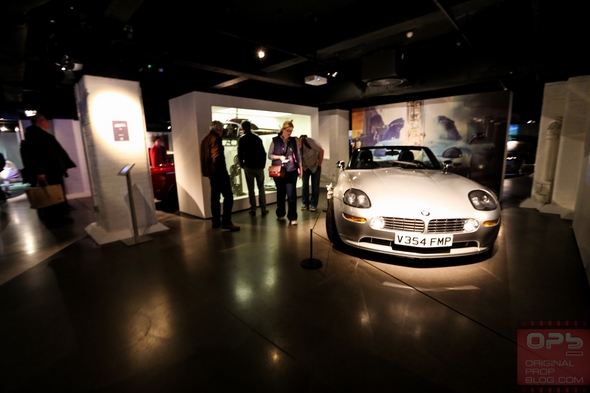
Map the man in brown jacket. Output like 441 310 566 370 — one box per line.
200 121 240 231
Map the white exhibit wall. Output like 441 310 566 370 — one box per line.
75 75 167 245
575 126 590 283
549 76 590 218
168 92 206 218
521 76 590 285
570 78 590 283
169 91 318 219
52 119 91 199
525 81 567 209
319 109 350 187
0 132 23 170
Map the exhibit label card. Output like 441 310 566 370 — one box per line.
113 120 129 141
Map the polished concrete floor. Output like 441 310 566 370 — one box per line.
1 176 589 392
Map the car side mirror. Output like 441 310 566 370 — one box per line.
442 160 453 174
467 132 485 144
442 147 462 159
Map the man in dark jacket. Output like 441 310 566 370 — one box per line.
20 114 76 224
237 120 268 216
200 120 240 231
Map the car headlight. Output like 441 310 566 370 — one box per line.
343 189 371 208
468 190 497 211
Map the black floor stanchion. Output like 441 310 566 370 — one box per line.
301 228 322 269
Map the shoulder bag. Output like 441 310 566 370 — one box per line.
268 164 285 178
25 181 65 209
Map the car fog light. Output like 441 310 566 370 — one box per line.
370 216 385 230
463 219 479 232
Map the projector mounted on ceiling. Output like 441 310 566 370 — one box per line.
305 75 327 86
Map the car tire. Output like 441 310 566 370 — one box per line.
464 156 474 179
326 198 344 247
165 184 179 211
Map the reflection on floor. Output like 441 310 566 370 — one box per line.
1 175 589 392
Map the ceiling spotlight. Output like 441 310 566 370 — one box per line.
58 55 83 72
305 75 327 86
406 31 413 38
367 78 405 88
257 49 266 59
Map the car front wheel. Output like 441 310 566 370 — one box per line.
326 198 344 247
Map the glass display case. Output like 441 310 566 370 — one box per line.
211 106 311 199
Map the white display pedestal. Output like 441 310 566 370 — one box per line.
75 75 167 245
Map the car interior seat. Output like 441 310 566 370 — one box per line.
356 150 376 169
399 150 415 162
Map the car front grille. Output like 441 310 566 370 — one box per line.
381 217 467 233
383 217 425 233
427 219 467 233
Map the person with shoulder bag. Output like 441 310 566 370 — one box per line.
20 114 76 226
267 120 302 225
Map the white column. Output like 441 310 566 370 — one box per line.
319 109 350 187
168 92 208 218
521 81 567 210
75 75 167 245
539 76 590 219
570 77 590 284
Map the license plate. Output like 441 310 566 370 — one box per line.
393 232 454 248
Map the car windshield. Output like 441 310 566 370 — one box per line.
348 146 441 170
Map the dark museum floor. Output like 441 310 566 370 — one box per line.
1 175 589 392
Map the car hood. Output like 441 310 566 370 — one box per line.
339 168 494 218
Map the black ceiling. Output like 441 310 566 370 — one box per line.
1 0 588 129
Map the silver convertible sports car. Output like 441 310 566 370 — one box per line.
326 146 501 259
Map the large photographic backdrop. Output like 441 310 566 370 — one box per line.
351 90 512 196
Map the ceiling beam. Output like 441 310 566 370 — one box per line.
103 0 145 23
161 57 303 88
213 0 504 90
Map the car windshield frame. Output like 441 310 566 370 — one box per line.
347 146 442 170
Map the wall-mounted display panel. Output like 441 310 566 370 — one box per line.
351 90 512 196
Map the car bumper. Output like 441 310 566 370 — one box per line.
335 204 500 259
